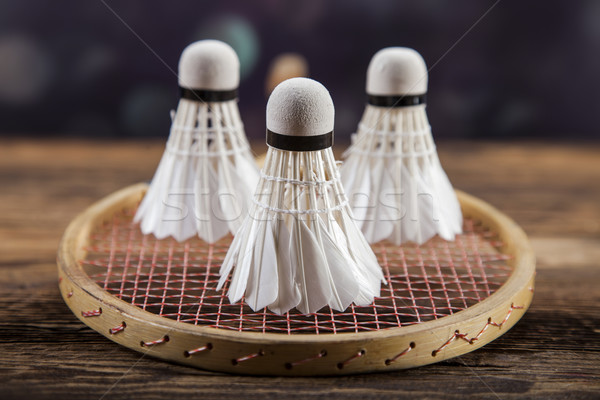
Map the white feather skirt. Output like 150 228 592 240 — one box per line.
134 98 260 243
217 147 384 315
340 104 462 245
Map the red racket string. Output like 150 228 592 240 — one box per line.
81 210 512 335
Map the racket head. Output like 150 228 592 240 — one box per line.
57 183 535 376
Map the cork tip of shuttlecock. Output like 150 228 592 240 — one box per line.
366 47 428 96
178 40 239 91
266 77 334 137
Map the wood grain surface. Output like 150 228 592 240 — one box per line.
1 138 599 399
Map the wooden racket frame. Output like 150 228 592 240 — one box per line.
57 183 535 376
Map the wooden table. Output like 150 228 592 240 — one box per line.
1 139 598 399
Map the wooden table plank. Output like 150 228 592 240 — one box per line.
0 139 598 399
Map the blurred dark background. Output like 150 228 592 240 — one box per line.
0 0 598 141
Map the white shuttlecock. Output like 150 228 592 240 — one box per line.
340 47 462 245
217 77 384 315
134 40 260 243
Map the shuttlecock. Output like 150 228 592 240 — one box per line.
134 40 260 243
340 47 462 245
217 77 384 315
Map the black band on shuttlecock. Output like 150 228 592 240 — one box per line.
266 130 333 151
180 87 238 102
367 93 426 107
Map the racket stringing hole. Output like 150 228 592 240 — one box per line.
231 349 265 365
337 349 366 369
108 321 126 335
81 307 102 317
285 350 327 370
385 341 415 365
183 343 213 358
140 335 170 347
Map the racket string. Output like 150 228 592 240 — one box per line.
81 209 513 334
